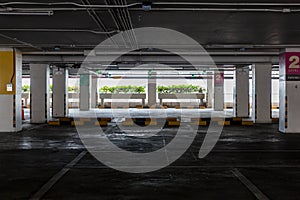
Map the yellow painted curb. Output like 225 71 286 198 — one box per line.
48 121 60 126
122 119 134 126
59 117 71 122
242 121 254 126
145 121 158 126
79 118 91 122
71 121 85 126
95 121 108 126
218 121 231 126
194 121 207 126
167 118 178 122
168 121 180 126
232 117 243 122
99 118 112 122
211 118 224 122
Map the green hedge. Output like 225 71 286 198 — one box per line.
22 85 30 93
157 85 206 94
100 86 145 94
23 84 79 93
68 86 79 92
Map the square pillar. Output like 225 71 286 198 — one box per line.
148 71 157 107
52 67 68 117
79 74 91 111
91 76 98 108
206 72 213 108
0 48 22 132
279 49 300 133
251 63 272 123
30 64 50 123
213 71 224 111
234 67 249 117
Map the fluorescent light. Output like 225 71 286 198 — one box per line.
0 11 53 16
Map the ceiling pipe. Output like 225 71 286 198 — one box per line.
105 0 135 48
153 2 300 7
80 0 119 46
81 0 108 31
113 0 134 47
0 28 119 34
23 51 280 56
104 0 127 46
24 51 84 55
0 11 53 15
0 33 42 50
118 0 137 48
1 8 297 13
3 43 300 50
1 7 298 13
206 44 300 48
129 8 294 13
0 2 299 13
2 2 300 8
117 0 135 47
0 2 141 8
122 0 138 48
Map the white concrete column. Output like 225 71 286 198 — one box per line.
148 71 157 107
52 67 68 117
91 76 98 108
279 49 300 133
213 71 224 111
30 64 50 123
251 63 272 123
79 74 91 111
0 48 22 132
234 67 249 117
206 72 213 108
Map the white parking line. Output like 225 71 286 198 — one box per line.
232 168 270 200
29 151 87 200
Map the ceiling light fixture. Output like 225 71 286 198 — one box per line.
0 11 53 16
142 1 152 11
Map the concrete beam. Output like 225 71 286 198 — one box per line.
22 55 280 65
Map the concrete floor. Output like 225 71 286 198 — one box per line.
0 121 299 200
69 108 280 119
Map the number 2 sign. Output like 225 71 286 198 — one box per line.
284 52 300 81
288 55 300 69
214 73 224 86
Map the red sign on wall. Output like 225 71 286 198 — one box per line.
285 52 300 81
214 73 224 86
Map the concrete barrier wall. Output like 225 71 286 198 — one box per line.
21 92 276 109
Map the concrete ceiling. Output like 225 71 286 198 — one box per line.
0 1 300 51
0 0 299 68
